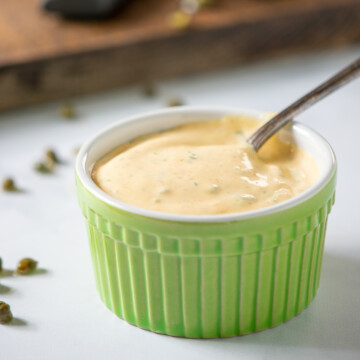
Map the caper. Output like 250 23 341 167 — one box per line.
2 178 17 192
34 158 55 174
142 82 157 97
0 257 2 272
0 302 13 324
16 258 37 275
166 97 184 107
33 162 48 173
45 149 60 164
60 103 76 119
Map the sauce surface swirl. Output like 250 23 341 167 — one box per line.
92 115 319 215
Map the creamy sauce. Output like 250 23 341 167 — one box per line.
92 115 319 215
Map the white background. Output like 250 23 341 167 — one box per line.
1 46 360 360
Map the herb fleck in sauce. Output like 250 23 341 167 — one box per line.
92 115 319 215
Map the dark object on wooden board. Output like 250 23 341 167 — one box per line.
43 0 131 19
1 0 360 112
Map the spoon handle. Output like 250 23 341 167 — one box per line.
248 57 360 152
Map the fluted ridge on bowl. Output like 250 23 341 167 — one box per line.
79 189 335 337
78 192 335 257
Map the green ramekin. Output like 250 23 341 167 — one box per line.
75 107 336 338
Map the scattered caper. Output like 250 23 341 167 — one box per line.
167 11 192 31
16 258 37 275
0 302 13 324
33 162 48 173
60 103 76 119
45 149 60 164
142 82 157 97
2 178 17 192
166 97 184 107
34 158 55 174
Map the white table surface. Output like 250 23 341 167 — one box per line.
1 46 360 360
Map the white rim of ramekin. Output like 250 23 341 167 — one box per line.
76 106 336 223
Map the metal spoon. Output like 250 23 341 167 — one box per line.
248 57 360 152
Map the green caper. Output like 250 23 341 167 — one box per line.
45 149 60 164
16 258 37 275
60 103 76 119
0 302 13 324
34 158 55 174
2 178 17 192
0 257 2 272
142 82 157 97
166 97 184 107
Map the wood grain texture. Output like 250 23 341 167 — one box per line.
0 0 360 110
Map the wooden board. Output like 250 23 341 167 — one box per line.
1 0 360 111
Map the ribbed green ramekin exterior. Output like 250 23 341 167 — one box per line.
76 169 336 338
